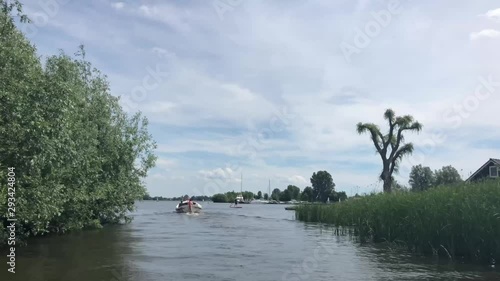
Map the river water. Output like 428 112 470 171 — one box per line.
2 201 499 281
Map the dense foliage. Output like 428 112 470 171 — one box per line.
211 191 254 203
311 171 335 202
0 3 156 247
409 164 435 191
295 180 500 263
409 164 463 191
212 193 228 203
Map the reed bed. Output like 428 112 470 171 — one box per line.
295 180 500 263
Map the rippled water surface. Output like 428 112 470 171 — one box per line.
2 201 499 280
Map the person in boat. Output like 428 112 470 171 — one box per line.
234 198 238 206
188 197 193 212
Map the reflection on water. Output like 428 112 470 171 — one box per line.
1 201 498 281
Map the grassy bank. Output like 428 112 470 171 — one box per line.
295 180 500 263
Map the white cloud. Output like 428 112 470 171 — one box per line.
482 8 500 21
288 175 307 185
137 4 193 33
155 158 176 171
470 29 500 40
198 167 238 181
111 2 125 10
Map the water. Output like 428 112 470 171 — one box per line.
2 201 499 280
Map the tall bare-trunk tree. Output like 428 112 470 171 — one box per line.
356 109 422 193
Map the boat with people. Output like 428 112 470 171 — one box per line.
175 197 203 213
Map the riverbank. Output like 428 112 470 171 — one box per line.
295 180 500 264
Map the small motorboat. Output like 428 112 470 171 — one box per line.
175 200 202 213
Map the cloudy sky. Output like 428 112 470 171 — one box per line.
18 0 500 197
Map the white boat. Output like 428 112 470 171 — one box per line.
235 173 250 204
175 200 202 213
236 193 245 203
251 199 269 204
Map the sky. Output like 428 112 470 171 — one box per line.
17 0 500 197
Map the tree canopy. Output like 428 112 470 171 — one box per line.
434 165 462 186
271 188 281 200
301 186 313 202
286 185 301 200
0 3 156 246
409 165 435 191
256 191 262 199
409 164 463 192
310 171 335 203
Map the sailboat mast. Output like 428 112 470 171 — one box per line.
241 173 243 193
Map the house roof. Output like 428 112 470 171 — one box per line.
465 158 500 182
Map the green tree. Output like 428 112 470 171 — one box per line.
337 191 348 201
357 109 422 193
0 3 156 246
434 165 462 186
263 193 269 200
286 185 301 200
409 164 434 191
256 191 262 199
279 189 292 201
143 192 152 200
225 191 237 202
329 191 348 202
271 188 281 200
310 171 335 203
212 193 227 203
242 191 254 201
301 186 313 202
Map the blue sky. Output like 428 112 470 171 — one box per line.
18 0 500 197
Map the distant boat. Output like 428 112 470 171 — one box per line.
236 173 250 204
175 200 202 213
235 193 245 203
251 199 268 204
266 179 276 204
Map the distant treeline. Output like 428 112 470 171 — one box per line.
0 2 156 247
142 194 211 201
212 171 348 203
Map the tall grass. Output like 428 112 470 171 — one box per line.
295 180 500 263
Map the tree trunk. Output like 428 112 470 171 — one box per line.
382 166 392 193
383 178 392 193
